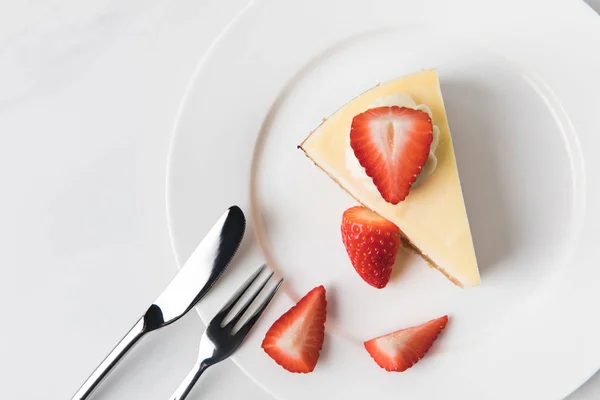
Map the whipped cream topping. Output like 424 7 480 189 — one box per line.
345 93 440 194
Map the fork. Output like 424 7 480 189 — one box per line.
169 265 283 400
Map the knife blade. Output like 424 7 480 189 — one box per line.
71 205 246 400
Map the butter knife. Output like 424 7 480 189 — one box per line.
71 205 246 400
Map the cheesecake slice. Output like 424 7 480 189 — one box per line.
299 69 480 287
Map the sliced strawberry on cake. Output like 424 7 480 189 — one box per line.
341 206 401 289
364 315 448 372
350 106 433 204
261 286 327 373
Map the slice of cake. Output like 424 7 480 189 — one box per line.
299 69 480 287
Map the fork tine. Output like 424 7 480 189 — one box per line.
212 264 266 323
235 278 283 338
225 271 274 330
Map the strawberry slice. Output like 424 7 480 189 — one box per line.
261 286 327 373
364 315 449 372
341 206 401 289
350 106 433 204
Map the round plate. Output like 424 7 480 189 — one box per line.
167 0 600 399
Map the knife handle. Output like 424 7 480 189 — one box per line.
71 317 146 400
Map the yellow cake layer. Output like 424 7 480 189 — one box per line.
300 69 480 287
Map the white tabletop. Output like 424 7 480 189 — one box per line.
1 1 599 399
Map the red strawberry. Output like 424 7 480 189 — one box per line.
364 315 449 372
350 106 433 204
261 286 327 373
341 206 401 289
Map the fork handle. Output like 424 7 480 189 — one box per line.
71 317 146 400
169 360 211 400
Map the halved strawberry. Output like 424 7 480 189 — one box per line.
341 206 401 289
364 315 449 372
261 286 327 373
350 106 433 204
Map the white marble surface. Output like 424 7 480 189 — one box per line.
0 1 599 399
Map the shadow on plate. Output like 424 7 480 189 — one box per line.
441 79 518 277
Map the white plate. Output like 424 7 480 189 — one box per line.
167 0 600 399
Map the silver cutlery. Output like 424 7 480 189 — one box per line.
169 264 283 400
72 205 246 400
